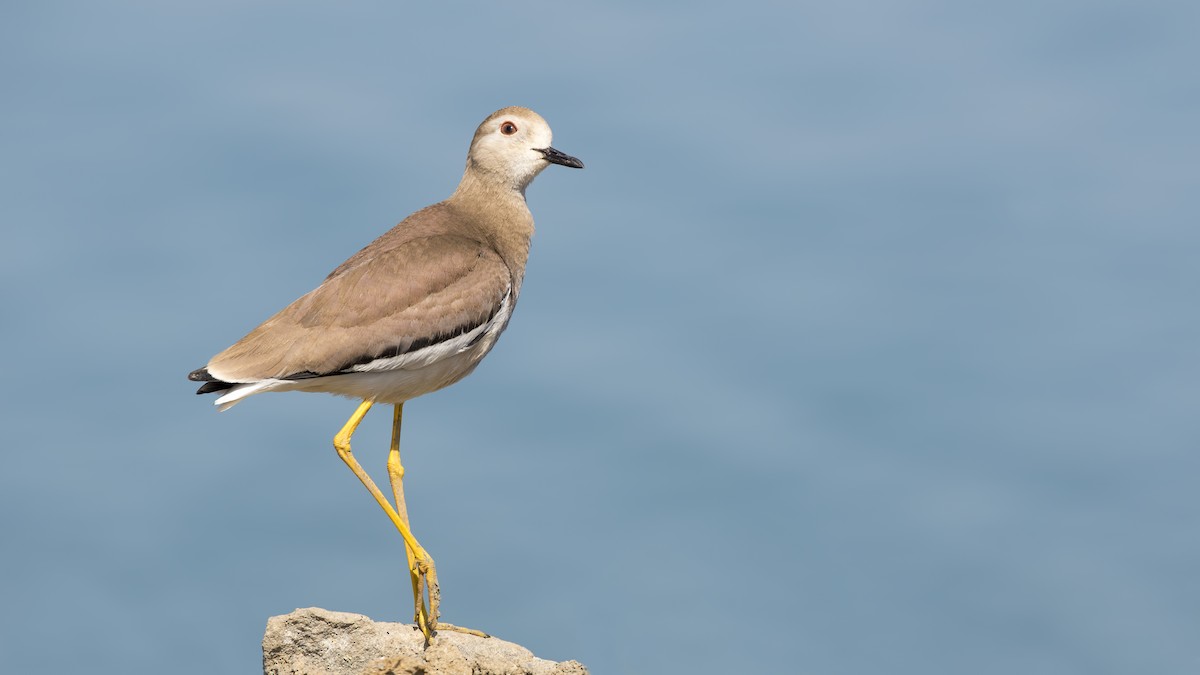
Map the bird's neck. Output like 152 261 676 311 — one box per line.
449 171 536 295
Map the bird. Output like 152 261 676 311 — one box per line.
187 106 583 642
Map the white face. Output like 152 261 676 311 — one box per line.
468 109 557 190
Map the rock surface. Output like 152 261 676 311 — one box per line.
263 607 589 675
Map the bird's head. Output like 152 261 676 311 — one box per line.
465 107 584 193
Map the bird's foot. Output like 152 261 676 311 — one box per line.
409 555 439 642
407 556 490 642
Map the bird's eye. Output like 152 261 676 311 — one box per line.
500 121 518 135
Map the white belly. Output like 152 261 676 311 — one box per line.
289 339 494 403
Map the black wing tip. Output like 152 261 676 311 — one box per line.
189 367 236 395
195 381 235 395
188 368 214 382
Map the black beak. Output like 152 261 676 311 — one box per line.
537 146 584 169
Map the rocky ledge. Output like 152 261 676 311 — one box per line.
263 607 589 675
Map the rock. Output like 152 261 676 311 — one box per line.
262 607 589 675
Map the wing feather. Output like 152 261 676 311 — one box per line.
207 233 512 382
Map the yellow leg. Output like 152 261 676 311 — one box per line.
386 403 430 628
333 400 438 641
384 403 490 639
